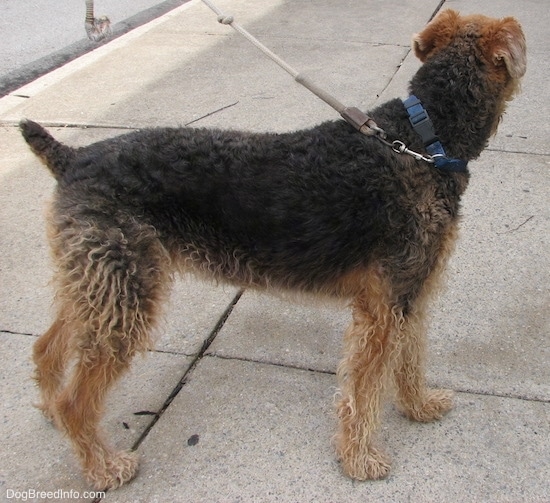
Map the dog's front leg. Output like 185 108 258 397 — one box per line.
394 304 454 423
335 273 399 480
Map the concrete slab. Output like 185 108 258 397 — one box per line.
105 356 550 503
0 0 440 131
151 39 409 132
0 331 193 495
249 0 438 46
208 290 347 372
0 125 55 335
429 150 549 400
373 46 417 98
160 278 240 355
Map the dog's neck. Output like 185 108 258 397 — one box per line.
408 51 507 161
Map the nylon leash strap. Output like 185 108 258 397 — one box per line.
200 0 385 138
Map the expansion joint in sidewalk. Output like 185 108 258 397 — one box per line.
429 0 447 22
131 288 244 450
207 352 336 376
452 387 550 405
0 329 38 337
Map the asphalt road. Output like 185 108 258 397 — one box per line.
0 0 190 97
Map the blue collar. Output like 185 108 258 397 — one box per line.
402 95 468 173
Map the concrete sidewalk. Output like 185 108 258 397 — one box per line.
0 0 548 501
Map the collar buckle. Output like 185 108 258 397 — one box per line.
403 95 468 173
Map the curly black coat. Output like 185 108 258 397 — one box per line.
21 11 525 305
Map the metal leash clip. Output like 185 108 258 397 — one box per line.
391 140 435 163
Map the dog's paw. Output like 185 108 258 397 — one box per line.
402 388 454 422
86 450 139 490
340 446 391 481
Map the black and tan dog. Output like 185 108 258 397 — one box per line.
21 9 526 489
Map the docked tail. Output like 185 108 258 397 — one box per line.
20 119 75 181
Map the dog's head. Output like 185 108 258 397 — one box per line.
413 9 526 91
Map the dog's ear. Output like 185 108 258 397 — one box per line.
412 9 460 62
489 17 527 79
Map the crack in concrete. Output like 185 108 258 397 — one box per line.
131 289 244 451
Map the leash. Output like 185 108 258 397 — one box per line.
200 0 467 171
200 0 384 138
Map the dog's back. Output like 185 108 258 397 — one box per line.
19 119 393 293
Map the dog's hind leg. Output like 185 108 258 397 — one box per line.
56 343 140 489
43 218 171 489
33 308 74 421
335 266 400 480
